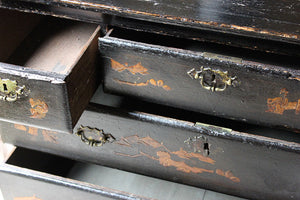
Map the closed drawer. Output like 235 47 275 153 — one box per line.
1 90 300 200
0 9 100 133
99 28 300 131
0 147 245 200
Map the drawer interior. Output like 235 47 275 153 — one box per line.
3 147 245 200
106 28 299 68
0 9 99 75
0 8 42 62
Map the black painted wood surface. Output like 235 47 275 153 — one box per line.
99 31 300 131
0 0 299 56
15 0 300 44
1 103 299 200
0 11 100 133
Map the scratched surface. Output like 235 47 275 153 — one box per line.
99 33 300 131
17 0 300 44
0 1 299 56
1 103 299 200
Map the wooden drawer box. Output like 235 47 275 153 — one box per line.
0 147 245 200
1 95 299 200
0 9 100 133
99 28 300 131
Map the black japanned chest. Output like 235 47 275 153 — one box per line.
0 1 299 200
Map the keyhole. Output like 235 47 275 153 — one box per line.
3 83 7 91
211 74 216 81
203 142 209 156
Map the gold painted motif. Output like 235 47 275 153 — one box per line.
111 59 171 91
115 135 239 182
111 59 149 75
187 67 239 92
0 78 29 101
76 125 115 147
114 79 171 91
266 88 300 115
14 124 58 143
29 98 48 119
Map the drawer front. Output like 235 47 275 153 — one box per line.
99 36 300 131
1 104 300 200
0 10 100 133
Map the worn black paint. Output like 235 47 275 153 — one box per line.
0 0 299 56
17 0 300 43
1 104 300 200
99 33 300 131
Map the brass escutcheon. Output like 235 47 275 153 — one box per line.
187 67 240 92
0 78 29 102
75 125 115 147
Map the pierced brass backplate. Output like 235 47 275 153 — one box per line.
0 78 29 102
76 125 115 147
187 67 240 92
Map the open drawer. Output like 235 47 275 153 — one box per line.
0 9 100 133
99 28 300 131
0 147 246 200
1 89 300 200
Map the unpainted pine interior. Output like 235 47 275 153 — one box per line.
3 9 99 75
0 8 42 62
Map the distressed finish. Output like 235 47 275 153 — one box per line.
1 104 299 200
99 32 300 131
0 11 100 133
9 0 300 43
0 0 299 56
0 148 245 200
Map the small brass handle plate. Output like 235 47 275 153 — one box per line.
0 78 29 101
76 125 115 147
187 67 240 92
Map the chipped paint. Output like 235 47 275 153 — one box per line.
266 88 300 115
29 98 48 119
203 52 242 64
115 135 239 182
289 77 300 82
59 0 300 40
111 59 148 75
114 79 171 91
14 195 42 200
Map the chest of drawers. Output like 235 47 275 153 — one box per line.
0 1 299 199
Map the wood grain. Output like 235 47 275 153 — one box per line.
0 8 42 62
8 18 100 75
